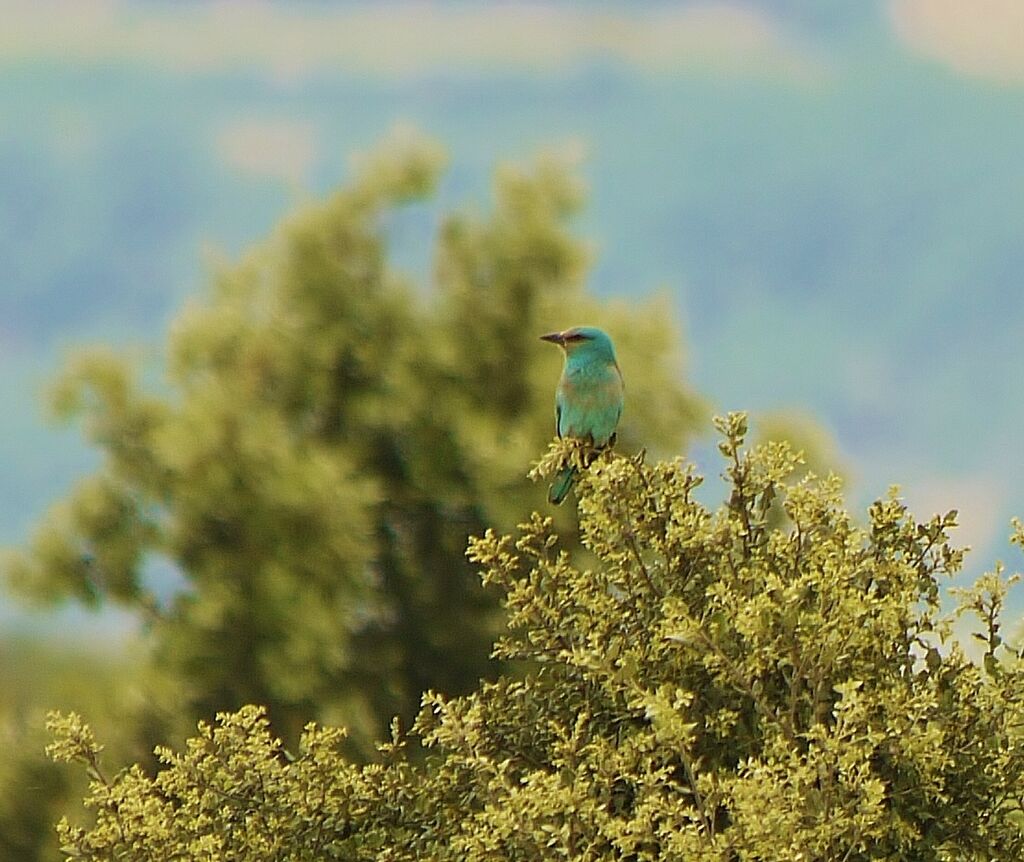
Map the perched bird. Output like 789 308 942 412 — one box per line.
540 326 624 504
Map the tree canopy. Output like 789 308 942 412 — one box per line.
47 417 1024 860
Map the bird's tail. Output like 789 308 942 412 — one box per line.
548 465 577 505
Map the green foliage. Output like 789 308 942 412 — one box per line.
3 130 704 756
0 635 147 862
752 409 843 482
48 417 1024 859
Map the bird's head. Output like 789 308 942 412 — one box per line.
540 326 617 361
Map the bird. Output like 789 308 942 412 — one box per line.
540 326 624 504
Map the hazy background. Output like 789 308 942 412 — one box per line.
3 0 1024 633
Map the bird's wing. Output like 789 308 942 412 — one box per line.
555 400 563 438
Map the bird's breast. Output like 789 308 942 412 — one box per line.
560 374 622 406
561 361 622 399
557 362 623 444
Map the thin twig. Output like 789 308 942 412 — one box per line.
679 746 714 841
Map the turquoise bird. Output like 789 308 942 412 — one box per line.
540 326 624 504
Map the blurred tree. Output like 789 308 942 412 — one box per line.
0 635 146 862
751 409 845 528
45 418 1024 860
753 409 842 479
2 130 705 754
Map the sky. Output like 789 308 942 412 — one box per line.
2 0 1024 638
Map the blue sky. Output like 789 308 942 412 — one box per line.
3 0 1024 638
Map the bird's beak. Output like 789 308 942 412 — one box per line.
539 331 565 345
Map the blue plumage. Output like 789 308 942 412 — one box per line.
540 326 624 504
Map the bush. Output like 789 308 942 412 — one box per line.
48 415 1024 860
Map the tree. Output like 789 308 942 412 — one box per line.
3 129 705 753
47 416 1024 859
